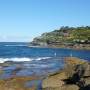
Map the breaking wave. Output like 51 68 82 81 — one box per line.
0 57 51 63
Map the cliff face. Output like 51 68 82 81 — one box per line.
31 26 90 49
42 57 90 90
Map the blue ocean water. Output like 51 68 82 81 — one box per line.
0 42 90 89
0 42 90 60
0 42 90 78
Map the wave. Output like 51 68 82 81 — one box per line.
0 57 51 63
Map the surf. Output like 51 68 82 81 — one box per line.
0 57 51 63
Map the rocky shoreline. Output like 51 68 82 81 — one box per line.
42 57 90 90
0 57 90 90
28 45 90 50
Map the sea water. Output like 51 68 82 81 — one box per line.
0 42 90 89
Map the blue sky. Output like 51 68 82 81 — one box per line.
0 0 90 42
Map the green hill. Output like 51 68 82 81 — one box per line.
31 26 90 49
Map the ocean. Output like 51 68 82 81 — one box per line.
0 42 90 78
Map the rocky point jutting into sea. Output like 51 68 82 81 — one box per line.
30 26 90 50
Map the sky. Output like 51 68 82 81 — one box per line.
0 0 90 42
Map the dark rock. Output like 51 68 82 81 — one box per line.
79 84 90 90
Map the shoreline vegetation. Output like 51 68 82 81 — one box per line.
0 57 90 90
30 26 90 50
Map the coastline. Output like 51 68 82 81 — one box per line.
0 57 90 90
28 45 90 50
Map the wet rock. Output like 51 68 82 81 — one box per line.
0 76 38 90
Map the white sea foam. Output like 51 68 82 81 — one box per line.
0 57 51 63
35 57 51 61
